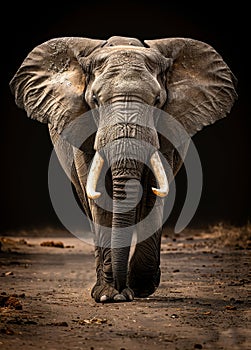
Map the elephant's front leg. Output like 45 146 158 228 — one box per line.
90 203 134 303
128 228 162 298
91 245 118 302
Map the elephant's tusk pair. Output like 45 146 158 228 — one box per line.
86 150 169 199
86 152 104 199
150 151 169 197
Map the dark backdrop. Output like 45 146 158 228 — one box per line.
2 1 250 232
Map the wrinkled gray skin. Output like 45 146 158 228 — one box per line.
10 36 237 303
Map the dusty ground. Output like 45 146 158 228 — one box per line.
0 223 250 350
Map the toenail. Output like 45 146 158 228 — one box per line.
100 295 108 302
114 294 126 301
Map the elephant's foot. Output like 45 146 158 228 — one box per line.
91 282 134 303
128 267 161 298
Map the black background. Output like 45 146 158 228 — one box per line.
2 1 250 232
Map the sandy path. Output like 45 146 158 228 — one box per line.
0 227 250 349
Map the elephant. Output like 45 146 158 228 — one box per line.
9 35 237 303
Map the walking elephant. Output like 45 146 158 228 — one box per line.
9 36 237 303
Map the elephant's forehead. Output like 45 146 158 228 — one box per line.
92 46 162 65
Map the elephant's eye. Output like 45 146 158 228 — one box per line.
92 94 99 106
154 95 160 106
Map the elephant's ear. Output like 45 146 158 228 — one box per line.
144 38 238 136
9 37 105 133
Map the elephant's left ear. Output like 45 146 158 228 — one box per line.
145 38 238 136
9 37 105 133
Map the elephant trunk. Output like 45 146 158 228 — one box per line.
111 172 142 292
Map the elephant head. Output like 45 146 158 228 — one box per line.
9 36 237 302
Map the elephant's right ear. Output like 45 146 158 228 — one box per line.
9 37 105 133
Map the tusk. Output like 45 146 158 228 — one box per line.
86 152 104 199
150 151 169 197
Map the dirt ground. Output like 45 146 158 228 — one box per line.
0 223 250 350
